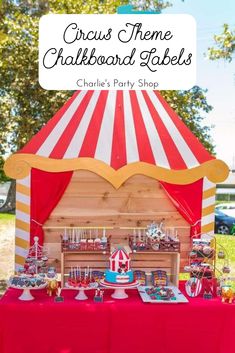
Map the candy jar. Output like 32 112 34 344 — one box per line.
101 229 107 250
94 237 101 250
218 250 225 259
80 238 87 251
222 266 231 274
87 238 94 250
221 285 234 304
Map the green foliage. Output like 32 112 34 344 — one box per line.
0 156 10 182
0 0 134 157
216 234 235 278
208 24 235 62
130 0 171 11
0 0 214 185
161 87 214 154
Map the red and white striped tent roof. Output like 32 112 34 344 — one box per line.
110 248 130 261
5 90 228 186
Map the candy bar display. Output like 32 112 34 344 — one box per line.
185 237 216 281
130 229 148 251
61 228 110 253
146 287 176 301
9 275 47 301
191 238 214 259
66 266 98 289
151 270 168 287
65 266 98 301
184 235 233 299
92 271 105 283
129 222 180 253
184 237 216 297
134 270 147 286
138 285 188 303
9 276 47 289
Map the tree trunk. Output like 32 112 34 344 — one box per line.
0 180 16 214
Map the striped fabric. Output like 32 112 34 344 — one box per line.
110 248 129 261
19 90 213 171
201 177 216 236
15 174 31 271
110 248 130 272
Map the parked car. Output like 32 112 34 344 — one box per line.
214 209 235 235
215 203 235 218
0 195 6 207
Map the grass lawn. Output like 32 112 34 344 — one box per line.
0 213 15 221
215 234 235 275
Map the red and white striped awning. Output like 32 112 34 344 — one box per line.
19 90 212 170
5 90 229 185
110 248 129 261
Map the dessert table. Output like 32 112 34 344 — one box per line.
0 283 234 353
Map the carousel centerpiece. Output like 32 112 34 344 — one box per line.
8 236 57 301
23 236 48 275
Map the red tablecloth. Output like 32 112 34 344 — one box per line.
0 284 235 353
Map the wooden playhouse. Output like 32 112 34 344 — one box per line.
4 90 229 284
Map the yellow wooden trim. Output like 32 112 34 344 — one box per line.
15 254 26 266
4 154 229 188
202 205 215 217
16 183 30 196
15 219 30 232
16 201 30 214
203 187 216 199
15 236 29 249
210 237 215 248
201 222 214 233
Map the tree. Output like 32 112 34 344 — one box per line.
0 156 14 214
161 87 214 154
0 0 213 213
0 157 10 183
208 24 235 62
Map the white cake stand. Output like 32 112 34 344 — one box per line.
100 279 139 299
65 282 98 300
10 283 47 301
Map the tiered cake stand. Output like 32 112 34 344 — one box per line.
65 282 98 300
10 283 47 301
100 279 139 299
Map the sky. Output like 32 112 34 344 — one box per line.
163 0 235 169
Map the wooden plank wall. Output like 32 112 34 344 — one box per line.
44 170 190 271
61 252 180 286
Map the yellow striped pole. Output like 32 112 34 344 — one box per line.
15 174 30 271
201 177 216 236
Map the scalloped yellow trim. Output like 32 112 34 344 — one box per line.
4 153 229 189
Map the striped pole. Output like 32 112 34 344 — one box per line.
15 173 31 271
201 177 216 236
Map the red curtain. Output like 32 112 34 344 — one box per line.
30 168 73 245
160 179 203 237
